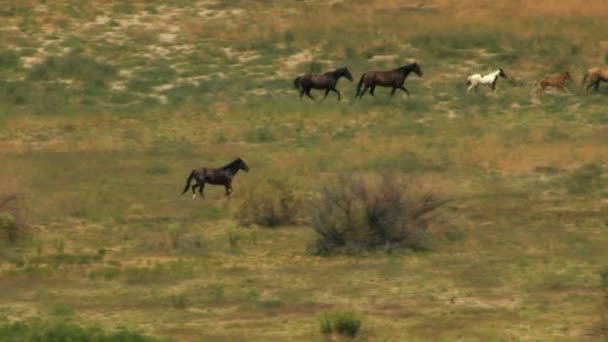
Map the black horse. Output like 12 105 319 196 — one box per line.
356 63 423 99
182 158 249 199
293 67 353 101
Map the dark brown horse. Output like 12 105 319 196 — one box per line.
293 67 353 101
356 62 423 99
582 67 608 92
182 158 249 199
536 71 571 93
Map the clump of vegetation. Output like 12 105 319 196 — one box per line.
0 50 18 70
596 268 608 338
0 318 161 341
310 175 452 254
0 194 26 244
28 53 117 88
171 292 189 309
319 310 362 338
234 179 300 228
567 162 603 194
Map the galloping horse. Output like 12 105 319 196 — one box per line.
536 71 572 93
582 67 608 92
182 158 249 199
355 62 423 99
466 68 507 93
293 67 353 101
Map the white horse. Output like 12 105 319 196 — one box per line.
466 68 507 93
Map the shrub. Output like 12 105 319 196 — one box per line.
310 175 451 254
319 310 362 338
567 162 603 194
0 194 26 244
171 293 189 309
0 211 18 244
28 53 117 87
0 50 18 70
234 179 300 228
228 231 241 248
308 61 322 73
0 318 160 341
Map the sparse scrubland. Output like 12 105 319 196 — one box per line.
0 0 607 340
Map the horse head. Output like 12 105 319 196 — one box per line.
339 67 353 81
236 158 250 172
498 68 507 79
412 63 424 77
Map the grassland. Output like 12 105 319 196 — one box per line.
0 0 607 340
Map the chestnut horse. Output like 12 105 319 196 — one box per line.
536 71 571 93
182 158 249 199
582 67 608 92
355 62 423 99
293 67 353 101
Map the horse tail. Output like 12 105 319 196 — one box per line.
181 170 195 194
355 74 365 98
581 72 589 89
293 76 301 90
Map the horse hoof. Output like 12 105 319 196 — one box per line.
192 194 197 199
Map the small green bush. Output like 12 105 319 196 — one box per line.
0 50 18 70
234 179 300 228
228 231 241 248
171 293 189 309
319 310 362 338
567 162 603 194
308 61 322 73
0 211 18 243
0 318 161 341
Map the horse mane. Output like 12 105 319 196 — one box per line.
326 68 345 76
221 158 242 171
394 63 417 73
483 69 501 77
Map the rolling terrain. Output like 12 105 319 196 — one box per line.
0 0 607 340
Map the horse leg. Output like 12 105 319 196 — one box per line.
299 89 305 99
369 86 376 97
199 182 205 198
390 88 397 96
330 87 341 101
322 89 330 101
398 86 410 97
225 184 233 196
191 183 199 199
305 89 315 100
359 85 369 99
466 83 476 93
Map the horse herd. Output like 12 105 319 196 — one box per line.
181 65 608 198
293 62 608 100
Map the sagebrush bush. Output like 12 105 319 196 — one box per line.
319 310 362 338
310 175 452 254
234 179 300 228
